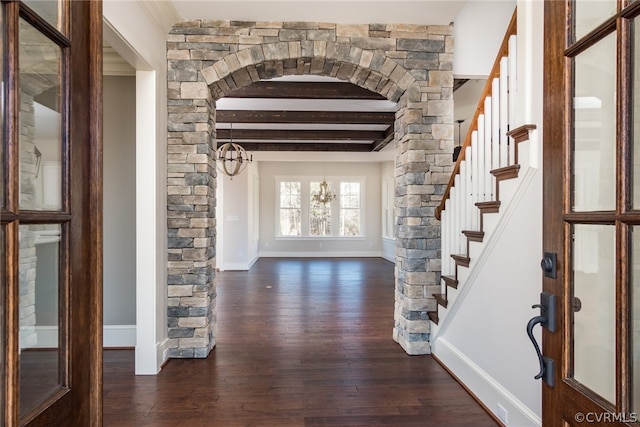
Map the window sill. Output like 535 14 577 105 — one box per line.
275 236 366 241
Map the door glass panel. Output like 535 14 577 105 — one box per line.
633 227 640 411
574 0 617 41
573 33 616 212
0 226 4 414
21 1 65 33
0 5 4 209
634 17 640 210
19 224 62 416
572 224 616 404
19 18 62 211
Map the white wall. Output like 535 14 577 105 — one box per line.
103 75 136 328
259 161 383 257
217 162 260 270
453 1 516 78
104 0 173 374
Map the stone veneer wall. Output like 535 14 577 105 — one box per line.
167 20 454 357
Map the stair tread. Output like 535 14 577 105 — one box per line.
442 275 458 289
427 311 439 324
475 200 501 214
433 293 448 308
462 230 485 242
451 254 470 267
491 164 521 181
475 200 501 208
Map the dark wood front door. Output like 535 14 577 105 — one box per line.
1 0 103 425
543 0 640 425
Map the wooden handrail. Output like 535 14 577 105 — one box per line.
435 9 517 220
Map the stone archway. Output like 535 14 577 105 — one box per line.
166 20 454 358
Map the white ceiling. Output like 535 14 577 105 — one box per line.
169 0 468 25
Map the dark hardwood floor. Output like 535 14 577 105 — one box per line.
104 258 497 426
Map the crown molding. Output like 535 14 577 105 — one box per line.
138 0 180 36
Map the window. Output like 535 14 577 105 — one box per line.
276 177 364 238
279 181 301 236
309 181 331 236
339 182 361 236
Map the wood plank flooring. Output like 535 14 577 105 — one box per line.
104 258 497 427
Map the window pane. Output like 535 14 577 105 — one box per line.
310 181 331 236
21 0 66 33
634 227 640 411
573 0 617 41
340 182 361 236
279 209 301 236
572 33 616 212
0 226 4 412
280 181 300 209
572 224 615 404
19 19 63 211
279 181 301 236
19 224 62 416
634 18 640 209
0 6 3 209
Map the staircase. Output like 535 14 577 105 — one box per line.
429 10 535 328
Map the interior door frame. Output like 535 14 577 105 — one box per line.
1 0 103 425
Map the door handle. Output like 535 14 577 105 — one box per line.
526 292 556 386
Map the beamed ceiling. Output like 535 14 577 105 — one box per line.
214 76 468 152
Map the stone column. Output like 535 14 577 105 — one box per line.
166 81 217 358
391 34 454 355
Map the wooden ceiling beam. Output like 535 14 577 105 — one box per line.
217 129 385 141
372 127 395 152
216 110 395 125
239 142 374 152
226 81 387 100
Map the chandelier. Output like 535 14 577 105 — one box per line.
216 123 252 179
311 180 336 204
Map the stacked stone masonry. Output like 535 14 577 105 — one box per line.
167 20 454 357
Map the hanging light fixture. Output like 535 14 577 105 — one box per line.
453 119 464 162
216 122 252 179
311 165 336 204
312 180 336 204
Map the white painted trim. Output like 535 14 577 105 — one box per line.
32 325 137 348
433 337 541 427
137 0 180 36
432 161 539 341
259 251 382 258
104 325 137 347
135 69 161 375
31 326 57 348
381 237 395 263
219 255 259 271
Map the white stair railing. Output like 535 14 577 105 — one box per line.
432 10 518 323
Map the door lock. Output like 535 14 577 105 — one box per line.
540 252 557 279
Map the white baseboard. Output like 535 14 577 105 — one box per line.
258 251 382 258
433 337 541 427
104 324 136 347
32 324 136 349
381 238 395 263
218 255 260 271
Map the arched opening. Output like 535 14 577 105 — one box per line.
166 20 453 357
